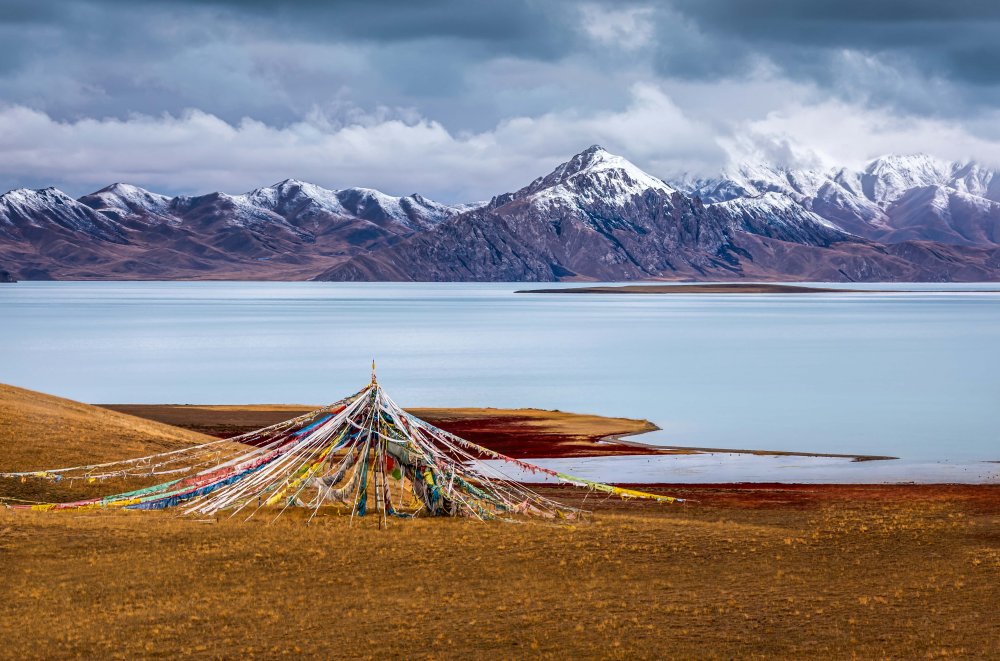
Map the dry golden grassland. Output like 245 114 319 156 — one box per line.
2 383 999 658
1 487 997 659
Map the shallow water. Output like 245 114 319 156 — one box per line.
1 281 998 464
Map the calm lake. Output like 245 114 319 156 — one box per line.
1 281 998 464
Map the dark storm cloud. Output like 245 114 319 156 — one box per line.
662 0 1000 87
144 0 566 50
2 0 1000 200
672 0 1000 29
0 1 63 22
0 0 585 129
1 0 998 125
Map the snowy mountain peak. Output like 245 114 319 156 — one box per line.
83 183 172 218
100 182 157 195
333 187 454 230
263 179 342 199
274 178 308 187
1 188 84 222
561 145 669 186
0 186 127 241
865 153 947 175
243 179 350 217
514 145 675 209
3 186 73 203
565 144 613 169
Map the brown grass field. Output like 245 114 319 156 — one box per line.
2 384 999 659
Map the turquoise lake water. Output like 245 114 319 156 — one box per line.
1 281 998 463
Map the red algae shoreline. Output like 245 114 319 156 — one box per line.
102 403 895 463
641 483 1000 511
101 404 671 459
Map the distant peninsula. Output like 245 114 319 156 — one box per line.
517 283 854 294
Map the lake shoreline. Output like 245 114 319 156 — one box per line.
611 436 897 461
104 403 902 464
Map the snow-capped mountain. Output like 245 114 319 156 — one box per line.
0 187 128 243
0 180 465 279
512 144 677 206
317 145 706 281
0 188 137 279
3 146 1000 282
78 183 175 226
317 146 1000 282
678 154 1000 246
238 180 457 232
318 145 737 281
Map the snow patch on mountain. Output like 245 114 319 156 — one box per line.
863 154 953 206
716 191 840 231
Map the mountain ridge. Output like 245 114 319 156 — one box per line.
0 179 466 280
675 153 1000 248
316 147 1000 283
3 147 1000 282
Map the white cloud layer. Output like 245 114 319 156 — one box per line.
2 82 1000 202
730 101 1000 171
0 85 722 201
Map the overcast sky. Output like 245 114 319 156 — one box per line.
2 0 1000 201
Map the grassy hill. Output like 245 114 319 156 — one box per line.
0 383 213 503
